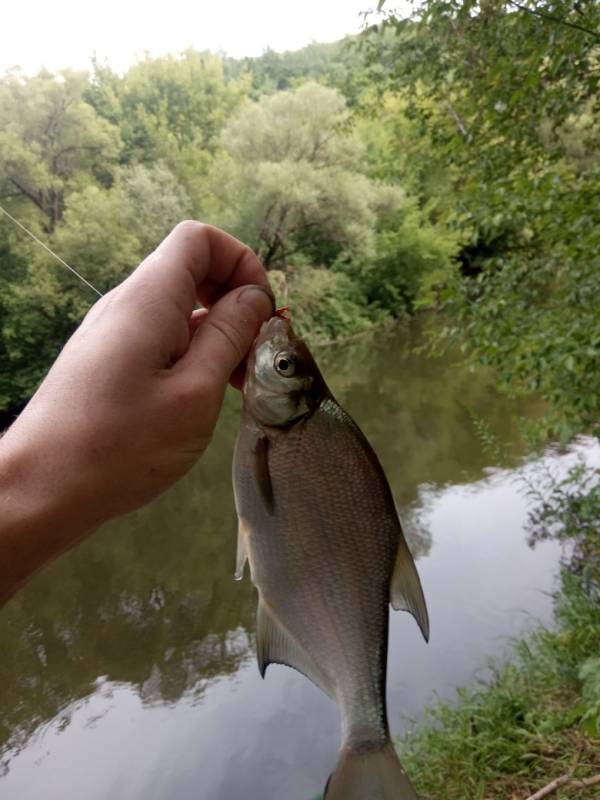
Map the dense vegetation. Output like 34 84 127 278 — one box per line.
367 0 600 441
2 2 599 439
0 43 448 412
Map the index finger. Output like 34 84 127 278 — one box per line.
136 221 270 310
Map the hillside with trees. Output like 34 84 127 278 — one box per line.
0 0 600 438
1 0 599 440
0 44 451 411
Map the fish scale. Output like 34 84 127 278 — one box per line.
232 315 429 799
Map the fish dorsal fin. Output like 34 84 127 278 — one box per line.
234 516 249 581
256 598 334 699
250 432 274 512
390 535 430 643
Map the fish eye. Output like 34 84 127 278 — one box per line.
274 352 296 377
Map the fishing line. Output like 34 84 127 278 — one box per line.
0 204 104 299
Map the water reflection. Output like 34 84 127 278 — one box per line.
0 321 563 800
0 406 256 763
318 323 532 503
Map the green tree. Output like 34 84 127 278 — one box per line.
365 1 600 437
0 69 120 231
0 163 191 410
89 51 248 165
87 51 250 212
118 162 192 254
0 232 27 411
227 38 369 103
208 82 401 267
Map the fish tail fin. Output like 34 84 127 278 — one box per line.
324 741 419 800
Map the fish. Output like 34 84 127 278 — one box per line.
232 313 429 800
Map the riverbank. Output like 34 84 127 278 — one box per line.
399 467 600 800
401 570 599 799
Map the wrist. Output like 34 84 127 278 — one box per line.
0 421 99 604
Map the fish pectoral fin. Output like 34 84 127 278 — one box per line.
234 516 249 581
390 535 430 643
250 432 274 513
256 598 334 699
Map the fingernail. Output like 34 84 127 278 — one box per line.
237 284 276 317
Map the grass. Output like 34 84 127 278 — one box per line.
399 458 600 799
400 567 600 800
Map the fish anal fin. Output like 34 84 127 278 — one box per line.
234 516 249 581
390 535 430 643
256 598 334 699
250 432 274 513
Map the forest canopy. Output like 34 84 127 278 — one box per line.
1 1 599 440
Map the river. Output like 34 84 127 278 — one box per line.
1 322 594 800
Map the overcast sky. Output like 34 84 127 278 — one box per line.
1 0 384 75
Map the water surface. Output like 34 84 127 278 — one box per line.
1 323 591 800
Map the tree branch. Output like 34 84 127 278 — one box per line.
9 178 45 214
52 144 102 174
261 232 284 268
507 1 600 40
259 201 276 242
525 772 600 800
309 131 335 163
262 205 292 267
445 100 470 140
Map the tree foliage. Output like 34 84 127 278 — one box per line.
0 162 191 409
0 69 120 230
90 51 247 158
1 9 599 438
224 38 369 103
208 82 402 267
363 0 600 438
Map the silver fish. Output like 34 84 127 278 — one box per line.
232 315 429 799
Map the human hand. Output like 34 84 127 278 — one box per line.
0 222 273 599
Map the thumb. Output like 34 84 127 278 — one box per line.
181 284 274 386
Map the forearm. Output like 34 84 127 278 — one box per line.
0 424 100 606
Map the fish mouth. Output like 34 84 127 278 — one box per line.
256 314 294 347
